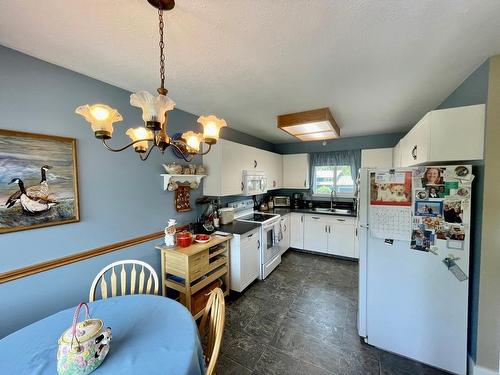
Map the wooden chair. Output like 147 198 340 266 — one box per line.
89 259 159 302
198 288 225 375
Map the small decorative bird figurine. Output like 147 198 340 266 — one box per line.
5 165 52 208
8 178 57 214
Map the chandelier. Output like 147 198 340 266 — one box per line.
75 0 227 162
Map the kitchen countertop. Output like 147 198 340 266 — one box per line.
218 220 261 235
270 207 358 218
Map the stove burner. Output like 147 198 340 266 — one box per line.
239 213 278 222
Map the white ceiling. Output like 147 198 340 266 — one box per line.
1 0 500 143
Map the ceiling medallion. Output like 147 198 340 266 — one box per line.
75 0 227 161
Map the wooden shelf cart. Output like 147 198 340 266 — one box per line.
156 235 232 319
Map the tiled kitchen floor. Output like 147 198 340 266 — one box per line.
217 250 448 375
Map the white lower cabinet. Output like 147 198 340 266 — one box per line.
289 212 305 249
230 228 260 292
303 214 357 259
304 215 329 253
327 218 356 258
279 214 290 255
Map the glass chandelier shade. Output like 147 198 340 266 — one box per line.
181 131 204 153
130 91 175 130
126 127 153 153
75 104 123 139
197 115 227 144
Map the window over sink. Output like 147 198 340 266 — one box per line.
312 165 354 197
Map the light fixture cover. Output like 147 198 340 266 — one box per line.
126 127 153 151
277 108 340 142
75 104 123 135
197 115 227 142
130 91 176 125
182 131 204 153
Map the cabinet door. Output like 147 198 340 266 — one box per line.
403 115 430 166
269 152 283 190
429 104 485 162
283 154 310 189
392 142 402 168
289 213 304 249
279 215 290 254
361 148 393 168
304 215 329 253
328 221 356 258
239 230 261 289
220 140 246 195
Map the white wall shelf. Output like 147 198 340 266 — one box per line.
161 174 206 190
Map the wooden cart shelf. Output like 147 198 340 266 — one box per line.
156 235 232 317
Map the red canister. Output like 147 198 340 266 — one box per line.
176 231 193 247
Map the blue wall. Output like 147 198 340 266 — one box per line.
434 58 490 360
274 132 404 154
0 46 269 337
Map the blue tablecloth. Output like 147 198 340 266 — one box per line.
0 295 205 375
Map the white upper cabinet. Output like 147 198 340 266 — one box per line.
203 139 283 196
393 142 402 168
399 104 485 167
401 113 431 166
283 154 310 189
259 150 283 190
428 104 485 162
361 148 394 168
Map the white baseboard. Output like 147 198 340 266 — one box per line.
469 355 499 375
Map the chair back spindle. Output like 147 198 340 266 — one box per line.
89 260 159 302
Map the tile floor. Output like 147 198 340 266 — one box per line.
217 250 448 375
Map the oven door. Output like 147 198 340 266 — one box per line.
263 222 280 263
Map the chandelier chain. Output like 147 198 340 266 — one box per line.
158 7 166 93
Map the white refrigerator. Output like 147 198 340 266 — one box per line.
357 166 472 375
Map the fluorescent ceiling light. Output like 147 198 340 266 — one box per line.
277 107 340 142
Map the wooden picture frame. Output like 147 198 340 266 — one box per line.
0 129 80 234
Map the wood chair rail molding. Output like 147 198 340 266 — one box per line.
0 231 163 284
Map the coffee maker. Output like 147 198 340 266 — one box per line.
291 192 304 209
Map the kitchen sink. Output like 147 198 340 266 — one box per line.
311 207 353 215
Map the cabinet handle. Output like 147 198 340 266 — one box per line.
301 215 303 223
411 145 417 160
304 180 306 187
325 225 328 233
254 160 257 168
337 218 346 222
312 217 320 219
247 233 254 238
273 180 276 187
329 225 331 233
241 181 244 191
257 240 260 249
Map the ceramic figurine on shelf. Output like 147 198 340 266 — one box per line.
164 219 177 248
195 165 206 175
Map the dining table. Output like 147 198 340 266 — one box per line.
0 294 206 375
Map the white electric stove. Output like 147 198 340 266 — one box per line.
228 200 282 279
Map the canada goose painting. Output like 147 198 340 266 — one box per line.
0 129 79 233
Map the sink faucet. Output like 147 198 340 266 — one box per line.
330 189 337 210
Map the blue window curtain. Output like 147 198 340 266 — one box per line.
309 150 361 190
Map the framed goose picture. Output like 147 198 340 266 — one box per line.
0 129 80 234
